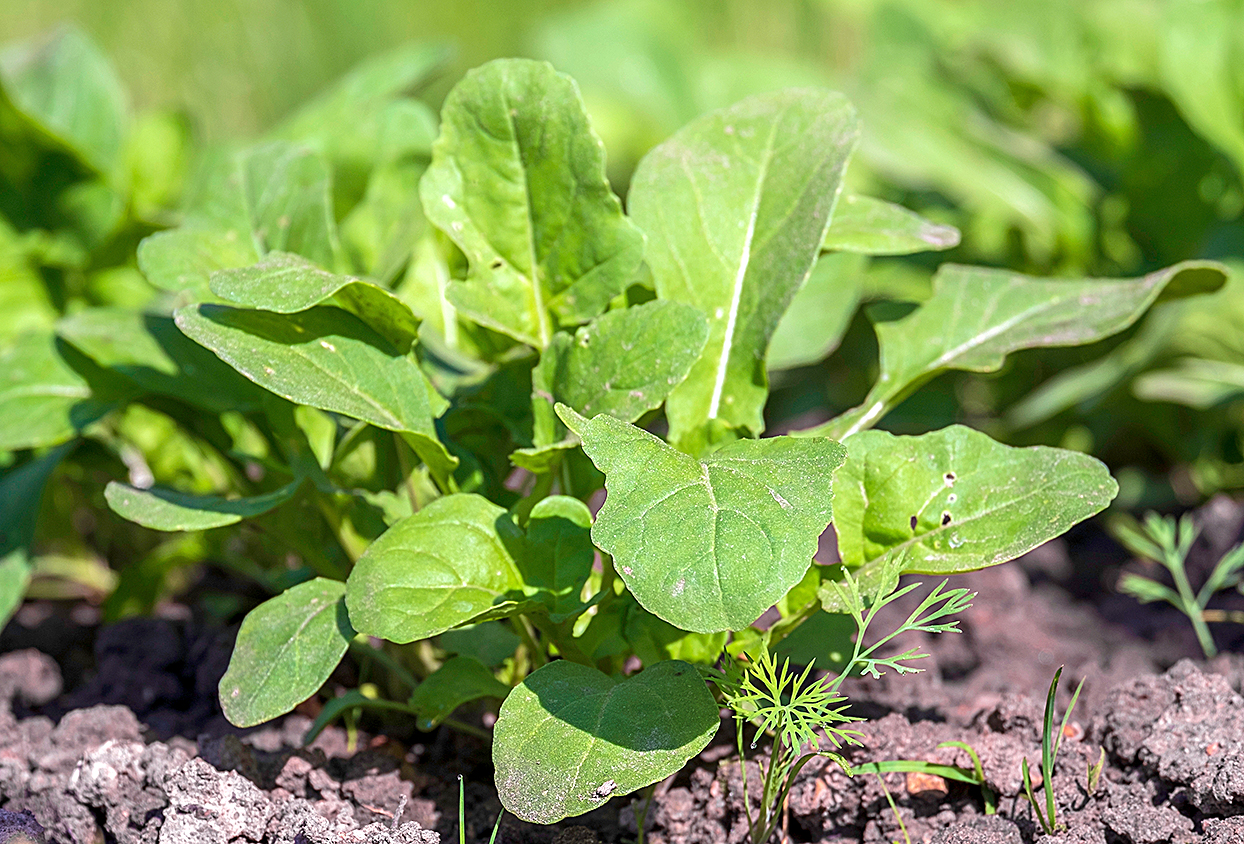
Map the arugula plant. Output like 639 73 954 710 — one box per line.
4 40 1230 827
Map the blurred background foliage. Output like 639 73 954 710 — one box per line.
2 0 1244 614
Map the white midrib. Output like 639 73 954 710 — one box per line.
707 131 775 420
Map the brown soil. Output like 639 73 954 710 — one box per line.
2 497 1244 844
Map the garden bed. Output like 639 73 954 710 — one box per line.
3 497 1243 844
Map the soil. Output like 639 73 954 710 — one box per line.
2 497 1244 844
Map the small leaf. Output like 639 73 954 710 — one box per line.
408 655 510 729
0 333 108 451
57 308 267 413
197 142 341 270
493 659 719 824
0 550 32 631
345 494 531 644
210 252 421 350
104 479 302 532
767 252 866 371
531 300 708 446
523 495 595 622
821 195 960 255
805 260 1228 440
137 228 257 299
420 58 643 347
174 304 455 480
0 443 73 628
219 578 354 728
629 88 860 452
559 405 845 633
819 426 1116 611
0 27 128 175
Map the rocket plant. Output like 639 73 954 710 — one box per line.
27 51 1227 825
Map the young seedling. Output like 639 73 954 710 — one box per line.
1113 512 1244 658
1021 666 1085 835
713 571 979 844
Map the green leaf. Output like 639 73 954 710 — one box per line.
0 27 127 175
104 479 302 532
219 578 354 728
198 142 341 269
623 599 728 666
56 308 267 413
408 655 510 729
1158 0 1244 177
345 494 531 644
629 88 859 453
137 228 258 299
0 550 32 631
174 304 455 480
804 260 1229 440
271 41 450 161
821 195 960 255
819 426 1117 611
0 443 73 628
0 333 109 451
531 300 709 447
767 252 866 371
523 495 595 622
559 405 845 633
420 58 643 347
210 252 421 350
493 659 719 823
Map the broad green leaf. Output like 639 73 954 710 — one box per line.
0 27 127 175
1158 0 1244 177
623 599 728 666
523 495 595 622
559 405 845 633
104 479 303 532
0 333 109 450
819 426 1117 612
821 195 960 255
420 58 644 347
629 88 859 453
0 443 73 627
210 252 420 350
345 494 530 644
174 304 455 480
767 252 866 371
197 142 340 269
408 655 510 729
803 260 1229 440
272 41 449 160
57 308 267 413
219 578 354 728
137 228 257 299
493 659 719 823
341 158 428 284
531 300 708 447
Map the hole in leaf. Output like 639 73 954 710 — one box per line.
944 472 956 482
490 259 504 269
941 512 952 526
909 515 918 530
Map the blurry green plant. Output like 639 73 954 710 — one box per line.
1111 511 1244 658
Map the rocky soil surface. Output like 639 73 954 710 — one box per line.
2 497 1244 843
